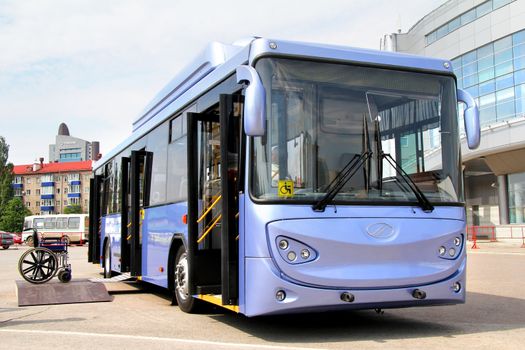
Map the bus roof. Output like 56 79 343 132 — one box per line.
94 37 454 171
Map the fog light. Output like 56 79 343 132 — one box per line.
287 251 297 261
452 282 461 293
279 239 289 250
439 246 446 255
300 249 310 259
454 237 461 246
276 290 286 301
448 248 456 257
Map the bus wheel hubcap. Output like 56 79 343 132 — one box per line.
175 253 189 300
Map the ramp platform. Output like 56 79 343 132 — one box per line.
16 280 113 307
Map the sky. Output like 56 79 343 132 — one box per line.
0 0 446 165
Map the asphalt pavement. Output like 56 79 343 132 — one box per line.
0 241 524 350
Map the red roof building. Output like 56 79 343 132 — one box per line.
13 160 93 175
12 160 93 215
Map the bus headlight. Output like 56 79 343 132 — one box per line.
438 234 463 260
300 249 310 259
275 236 317 264
279 239 289 250
287 251 297 261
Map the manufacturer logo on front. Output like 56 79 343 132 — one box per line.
366 223 395 239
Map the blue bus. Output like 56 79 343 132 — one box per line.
88 38 480 316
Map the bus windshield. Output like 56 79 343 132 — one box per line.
252 57 463 205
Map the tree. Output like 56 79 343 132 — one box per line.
64 204 83 214
0 136 13 214
0 198 30 232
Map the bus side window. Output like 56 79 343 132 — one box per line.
56 217 68 229
44 217 56 229
69 217 80 229
34 218 44 229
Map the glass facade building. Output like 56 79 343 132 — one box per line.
383 0 525 227
426 0 516 45
452 29 525 127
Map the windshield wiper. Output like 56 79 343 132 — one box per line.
381 152 434 212
312 151 372 212
369 104 433 213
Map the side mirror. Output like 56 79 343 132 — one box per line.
457 89 480 149
236 65 266 136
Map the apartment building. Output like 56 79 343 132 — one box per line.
12 160 92 215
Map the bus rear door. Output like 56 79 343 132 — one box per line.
129 150 152 277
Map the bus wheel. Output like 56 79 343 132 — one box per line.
104 240 113 278
174 246 196 313
61 236 70 246
2 245 9 250
26 236 34 247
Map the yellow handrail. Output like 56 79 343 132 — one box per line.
197 194 222 223
197 214 222 243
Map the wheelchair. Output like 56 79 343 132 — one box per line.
18 230 72 284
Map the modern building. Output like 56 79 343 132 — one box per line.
12 160 92 215
49 122 101 162
382 0 525 228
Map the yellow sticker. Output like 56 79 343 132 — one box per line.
140 209 145 220
278 180 294 197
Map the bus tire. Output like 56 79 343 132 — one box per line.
104 240 113 278
173 245 197 313
2 245 9 250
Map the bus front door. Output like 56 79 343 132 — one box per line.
187 94 242 307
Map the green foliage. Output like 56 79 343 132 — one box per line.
0 136 13 215
64 204 83 214
0 198 30 232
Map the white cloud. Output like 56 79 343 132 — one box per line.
0 0 445 164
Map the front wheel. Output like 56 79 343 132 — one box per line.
173 246 198 313
2 245 9 250
58 269 72 283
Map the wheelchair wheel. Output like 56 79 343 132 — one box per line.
58 268 72 283
18 247 58 284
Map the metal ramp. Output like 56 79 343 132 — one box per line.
16 280 113 307
89 273 134 283
89 273 144 294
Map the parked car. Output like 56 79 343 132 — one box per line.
0 231 14 249
12 233 22 245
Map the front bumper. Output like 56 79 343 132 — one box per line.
243 257 466 317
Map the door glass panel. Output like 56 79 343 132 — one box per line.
196 119 222 249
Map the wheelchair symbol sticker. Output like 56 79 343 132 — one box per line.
278 180 294 198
